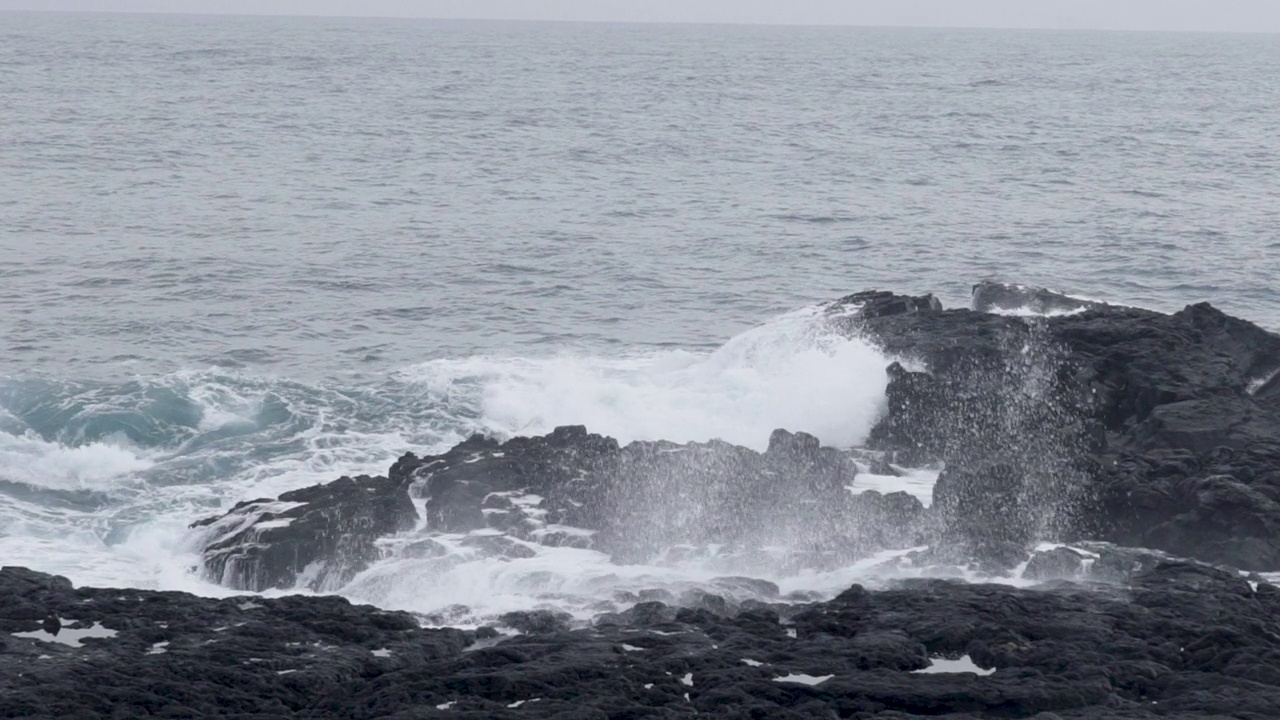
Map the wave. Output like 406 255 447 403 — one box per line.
0 430 152 491
397 305 890 451
0 303 895 602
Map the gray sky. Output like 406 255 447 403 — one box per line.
4 0 1280 33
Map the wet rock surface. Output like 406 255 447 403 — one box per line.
195 426 918 591
970 281 1110 315
846 286 1280 571
191 473 419 592
5 562 1280 719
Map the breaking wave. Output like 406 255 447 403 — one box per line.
1 304 907 621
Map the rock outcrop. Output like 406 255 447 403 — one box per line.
6 562 1280 718
191 473 419 591
844 285 1280 571
970 280 1109 315
193 425 929 592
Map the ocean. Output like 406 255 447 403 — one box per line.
1 11 1278 622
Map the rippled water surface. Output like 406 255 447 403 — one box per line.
0 13 1277 613
3 14 1278 383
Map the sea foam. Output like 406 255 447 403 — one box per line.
400 306 890 451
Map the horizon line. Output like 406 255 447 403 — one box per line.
5 8 1279 35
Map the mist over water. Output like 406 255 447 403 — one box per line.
2 13 1278 621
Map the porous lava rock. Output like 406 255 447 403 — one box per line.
845 285 1280 572
192 473 418 592
6 563 1280 718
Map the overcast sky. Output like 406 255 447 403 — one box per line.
4 0 1280 33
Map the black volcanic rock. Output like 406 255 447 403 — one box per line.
191 473 418 592
829 289 943 319
1023 547 1086 580
194 426 920 592
8 563 1280 718
1095 443 1280 571
845 286 1280 573
971 281 1108 315
1053 301 1280 454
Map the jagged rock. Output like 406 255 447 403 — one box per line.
400 538 448 559
1055 302 1280 454
828 289 943 319
1096 443 1280 571
498 609 573 635
459 534 538 559
189 285 1280 587
10 562 1280 718
971 281 1108 315
849 286 1280 572
191 473 418 592
1024 547 1085 580
194 426 878 591
931 463 1035 566
602 429 861 560
846 489 927 550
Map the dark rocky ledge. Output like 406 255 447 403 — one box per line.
7 561 1280 719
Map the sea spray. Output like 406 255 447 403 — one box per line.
401 305 891 451
1 304 899 608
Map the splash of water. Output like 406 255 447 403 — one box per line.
398 306 891 451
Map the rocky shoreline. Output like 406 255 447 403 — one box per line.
6 283 1280 718
6 560 1280 718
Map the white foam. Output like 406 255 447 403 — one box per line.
185 378 261 432
773 673 833 686
914 655 995 675
1247 369 1280 396
12 621 118 648
986 305 1088 318
850 467 939 507
2 305 914 626
399 306 890 451
0 368 449 596
342 543 769 624
680 672 694 686
0 430 152 490
741 658 764 667
341 533 1010 628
